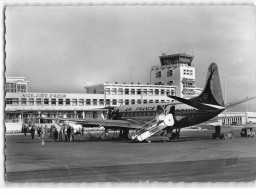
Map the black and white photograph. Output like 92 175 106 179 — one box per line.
3 0 256 185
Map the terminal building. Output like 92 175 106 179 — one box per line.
5 53 255 132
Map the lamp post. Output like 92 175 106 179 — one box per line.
149 66 159 85
224 76 227 117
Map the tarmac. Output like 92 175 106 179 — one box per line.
5 127 256 183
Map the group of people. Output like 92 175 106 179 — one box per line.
25 123 80 143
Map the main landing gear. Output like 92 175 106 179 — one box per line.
170 128 181 139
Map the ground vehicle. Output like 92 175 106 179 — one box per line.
212 126 234 139
240 127 255 137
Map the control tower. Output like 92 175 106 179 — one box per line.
159 53 194 66
151 53 199 99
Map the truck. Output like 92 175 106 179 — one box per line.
240 127 255 137
212 125 234 139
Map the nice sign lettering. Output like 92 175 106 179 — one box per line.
22 93 67 99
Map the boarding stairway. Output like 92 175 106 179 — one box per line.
132 113 174 142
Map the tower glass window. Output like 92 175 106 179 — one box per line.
167 69 173 77
5 83 16 93
17 84 27 93
156 71 162 78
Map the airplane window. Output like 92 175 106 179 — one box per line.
140 112 144 116
145 112 148 116
132 112 135 117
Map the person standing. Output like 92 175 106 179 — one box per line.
37 126 42 139
41 125 46 145
23 124 27 136
59 127 63 141
30 125 35 140
67 125 71 141
53 128 58 142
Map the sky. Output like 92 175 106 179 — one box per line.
5 5 256 112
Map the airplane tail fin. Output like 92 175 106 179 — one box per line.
191 63 225 107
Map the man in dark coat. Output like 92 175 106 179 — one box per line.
67 125 71 141
30 125 35 140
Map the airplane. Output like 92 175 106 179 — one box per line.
39 63 254 142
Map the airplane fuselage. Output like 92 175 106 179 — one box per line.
116 102 224 129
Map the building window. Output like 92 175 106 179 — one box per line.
171 90 175 95
17 84 27 93
44 99 49 105
131 99 135 104
72 99 77 106
28 98 34 106
118 88 123 95
86 99 91 106
148 89 153 96
131 89 135 95
51 99 56 106
118 99 123 105
155 89 159 95
36 98 41 106
142 89 147 96
5 83 16 93
166 90 170 95
137 99 141 104
125 99 129 105
125 88 129 95
143 99 147 104
79 99 84 106
137 89 141 95
21 98 26 106
161 89 165 96
155 100 159 103
161 100 165 103
58 99 63 106
93 99 97 106
112 99 117 105
168 81 174 85
6 98 11 105
149 100 153 103
167 69 173 77
112 88 117 95
106 99 110 106
99 99 104 106
66 99 70 106
105 88 110 95
156 71 162 78
93 89 96 94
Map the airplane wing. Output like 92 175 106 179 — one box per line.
39 117 141 130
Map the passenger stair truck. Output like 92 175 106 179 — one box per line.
132 113 174 142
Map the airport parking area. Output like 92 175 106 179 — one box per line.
5 130 256 183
